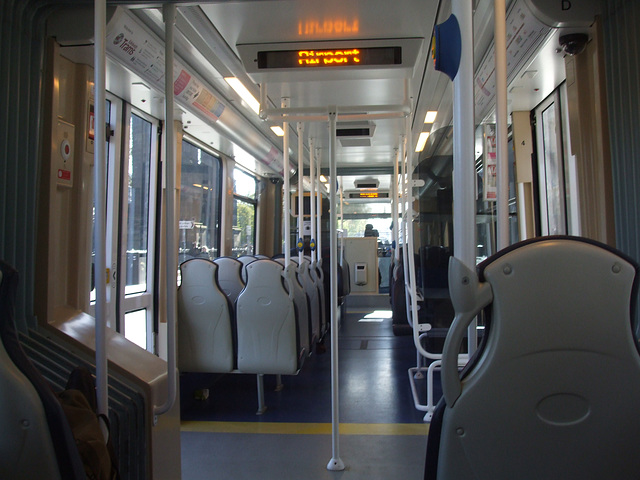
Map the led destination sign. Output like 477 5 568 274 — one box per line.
348 192 389 199
257 46 402 69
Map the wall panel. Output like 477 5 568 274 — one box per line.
602 0 640 329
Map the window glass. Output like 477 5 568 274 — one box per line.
179 139 222 263
125 114 153 294
342 202 391 216
541 102 566 235
233 168 257 198
232 168 257 257
233 198 255 256
90 99 112 304
476 125 519 262
534 90 568 237
124 309 147 350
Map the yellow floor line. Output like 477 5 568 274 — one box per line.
181 421 429 436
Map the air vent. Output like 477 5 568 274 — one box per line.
337 127 372 137
336 121 376 138
354 178 379 189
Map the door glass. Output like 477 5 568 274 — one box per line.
125 114 153 295
124 309 147 350
233 168 257 199
541 102 566 235
535 91 568 237
90 99 112 304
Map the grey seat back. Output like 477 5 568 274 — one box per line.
295 258 321 345
177 259 234 373
212 256 245 306
429 237 640 480
0 261 85 480
274 257 311 354
306 256 327 336
237 255 256 283
236 259 302 374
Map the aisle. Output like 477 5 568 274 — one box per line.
180 294 430 479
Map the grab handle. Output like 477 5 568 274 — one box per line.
441 257 493 407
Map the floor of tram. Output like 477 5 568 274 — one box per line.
179 294 435 479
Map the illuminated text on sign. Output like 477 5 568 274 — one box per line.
297 49 362 66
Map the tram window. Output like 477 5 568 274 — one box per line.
179 139 222 263
341 204 393 291
341 203 392 250
476 125 519 262
232 168 257 257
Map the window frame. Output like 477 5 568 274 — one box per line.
179 134 224 263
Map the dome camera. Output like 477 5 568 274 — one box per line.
559 33 589 56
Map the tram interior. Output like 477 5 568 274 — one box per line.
2 0 639 479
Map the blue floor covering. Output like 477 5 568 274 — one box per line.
179 297 440 479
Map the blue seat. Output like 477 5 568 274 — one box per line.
425 236 640 480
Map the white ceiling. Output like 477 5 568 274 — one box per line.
194 0 569 191
198 0 443 190
82 0 574 193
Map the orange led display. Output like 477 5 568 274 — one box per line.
297 49 361 66
347 191 390 199
257 46 401 69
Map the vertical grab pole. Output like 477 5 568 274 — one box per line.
327 108 345 472
297 123 304 262
452 0 478 356
155 3 178 416
316 148 322 262
282 98 291 264
94 0 108 419
399 135 411 323
392 148 400 262
495 0 510 251
309 138 316 262
399 140 404 256
404 113 421 333
339 186 344 262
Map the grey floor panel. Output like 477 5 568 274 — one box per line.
181 431 427 480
